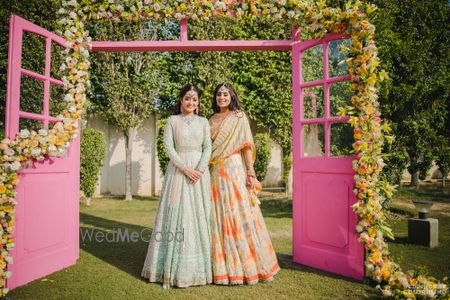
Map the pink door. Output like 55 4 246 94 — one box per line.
292 34 364 280
5 15 79 289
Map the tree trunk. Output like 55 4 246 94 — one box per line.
125 127 136 201
411 172 419 188
443 177 446 188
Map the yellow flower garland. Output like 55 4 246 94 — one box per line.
0 0 447 298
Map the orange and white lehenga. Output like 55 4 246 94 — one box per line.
209 110 280 285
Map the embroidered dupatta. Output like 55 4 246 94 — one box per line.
209 111 261 205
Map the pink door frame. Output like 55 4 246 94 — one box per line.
5 15 363 289
292 35 364 280
5 16 66 136
5 15 80 289
92 26 364 279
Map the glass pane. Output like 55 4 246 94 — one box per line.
19 119 43 132
20 75 43 114
22 32 46 75
328 39 350 77
51 42 65 79
303 124 324 157
331 122 354 156
302 86 324 119
330 81 352 116
302 44 323 82
50 84 66 117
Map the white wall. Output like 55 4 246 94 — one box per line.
86 115 449 198
88 113 163 197
400 161 449 184
262 142 284 187
88 114 285 197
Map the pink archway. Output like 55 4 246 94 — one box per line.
5 14 362 290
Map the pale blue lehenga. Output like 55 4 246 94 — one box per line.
141 114 212 288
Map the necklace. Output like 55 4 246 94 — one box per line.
180 113 196 125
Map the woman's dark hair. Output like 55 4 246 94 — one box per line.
173 84 201 115
212 82 242 113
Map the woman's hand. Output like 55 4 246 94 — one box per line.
246 174 257 189
189 171 204 185
183 168 203 184
190 169 205 184
242 147 257 189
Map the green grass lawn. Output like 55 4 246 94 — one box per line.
7 186 450 299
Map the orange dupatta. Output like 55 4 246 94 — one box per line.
209 111 261 205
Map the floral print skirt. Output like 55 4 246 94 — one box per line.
210 153 280 285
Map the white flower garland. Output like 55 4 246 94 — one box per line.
0 1 447 298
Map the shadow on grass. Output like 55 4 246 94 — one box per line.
260 198 292 218
80 212 151 280
386 236 410 245
80 199 382 295
395 185 450 203
277 253 380 298
90 195 158 202
277 253 359 281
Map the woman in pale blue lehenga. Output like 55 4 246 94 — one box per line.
141 85 212 288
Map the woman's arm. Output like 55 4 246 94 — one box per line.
242 146 256 176
196 118 212 173
243 146 257 189
164 117 202 183
241 113 257 188
163 117 186 172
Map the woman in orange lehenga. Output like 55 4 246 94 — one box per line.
208 83 279 285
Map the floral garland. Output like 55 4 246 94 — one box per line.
0 0 447 298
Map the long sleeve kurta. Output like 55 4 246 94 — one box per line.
142 114 212 288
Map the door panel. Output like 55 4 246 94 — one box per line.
292 34 364 280
5 15 79 290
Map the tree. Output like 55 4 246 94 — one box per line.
0 0 65 133
254 133 272 181
371 0 450 187
80 128 106 205
89 20 162 200
157 16 295 184
436 146 450 188
156 16 354 185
